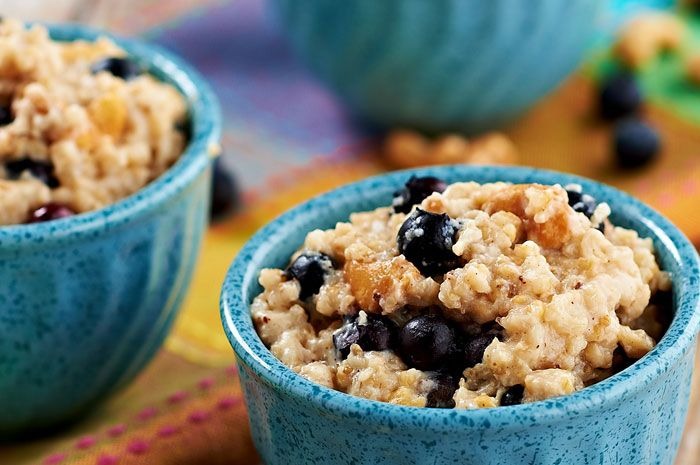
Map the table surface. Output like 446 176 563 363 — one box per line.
1 1 699 464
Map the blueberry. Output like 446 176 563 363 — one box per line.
599 73 642 120
464 326 503 368
397 209 460 276
333 312 398 359
392 176 447 214
5 157 59 188
613 119 661 169
90 57 142 80
398 314 461 371
500 384 525 406
175 118 191 141
0 105 13 126
286 251 334 299
426 374 458 408
27 203 74 223
210 158 239 221
565 189 597 218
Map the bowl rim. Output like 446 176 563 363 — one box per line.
0 22 221 245
221 165 700 431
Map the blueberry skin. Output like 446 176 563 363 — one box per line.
286 252 334 299
599 73 642 120
397 209 460 276
565 190 597 218
392 176 447 214
333 313 398 359
464 325 503 368
426 374 458 409
500 384 525 406
210 158 239 221
90 57 142 80
613 119 661 169
566 189 606 233
27 203 75 223
5 158 60 188
0 105 13 126
398 314 461 371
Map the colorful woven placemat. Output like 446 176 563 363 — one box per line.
1 1 699 464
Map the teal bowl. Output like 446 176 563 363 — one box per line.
0 24 221 435
269 0 604 133
221 166 700 465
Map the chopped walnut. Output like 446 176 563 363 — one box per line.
383 130 518 169
614 12 685 69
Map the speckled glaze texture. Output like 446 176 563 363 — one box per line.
268 0 603 133
0 25 221 435
221 166 700 465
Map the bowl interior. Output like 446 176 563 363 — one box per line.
223 165 700 428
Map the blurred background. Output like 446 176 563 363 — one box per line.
2 0 699 464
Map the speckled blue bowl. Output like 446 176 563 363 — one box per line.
268 0 604 133
0 24 220 435
221 166 700 465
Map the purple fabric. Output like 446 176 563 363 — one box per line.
146 0 373 192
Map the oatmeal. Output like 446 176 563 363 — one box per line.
252 176 671 408
0 19 187 225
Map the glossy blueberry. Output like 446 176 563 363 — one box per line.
397 209 460 276
27 203 74 223
614 119 661 169
426 374 458 409
398 314 460 371
464 326 503 368
5 157 59 188
500 384 525 406
333 312 398 359
565 189 597 218
0 105 13 126
599 73 642 120
392 176 447 214
210 158 239 221
90 57 142 80
286 251 334 299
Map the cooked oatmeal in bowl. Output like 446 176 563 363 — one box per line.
251 176 672 408
0 18 187 225
222 166 700 465
0 20 220 435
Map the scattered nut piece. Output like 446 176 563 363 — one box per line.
431 134 471 164
466 133 519 165
614 12 685 69
383 130 432 168
383 130 518 169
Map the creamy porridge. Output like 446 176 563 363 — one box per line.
0 19 187 225
252 176 671 408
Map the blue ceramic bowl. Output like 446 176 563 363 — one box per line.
269 0 604 133
0 24 220 435
221 166 700 465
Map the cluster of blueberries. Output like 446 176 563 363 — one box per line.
599 72 661 169
284 177 608 407
1 56 238 223
288 244 517 408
